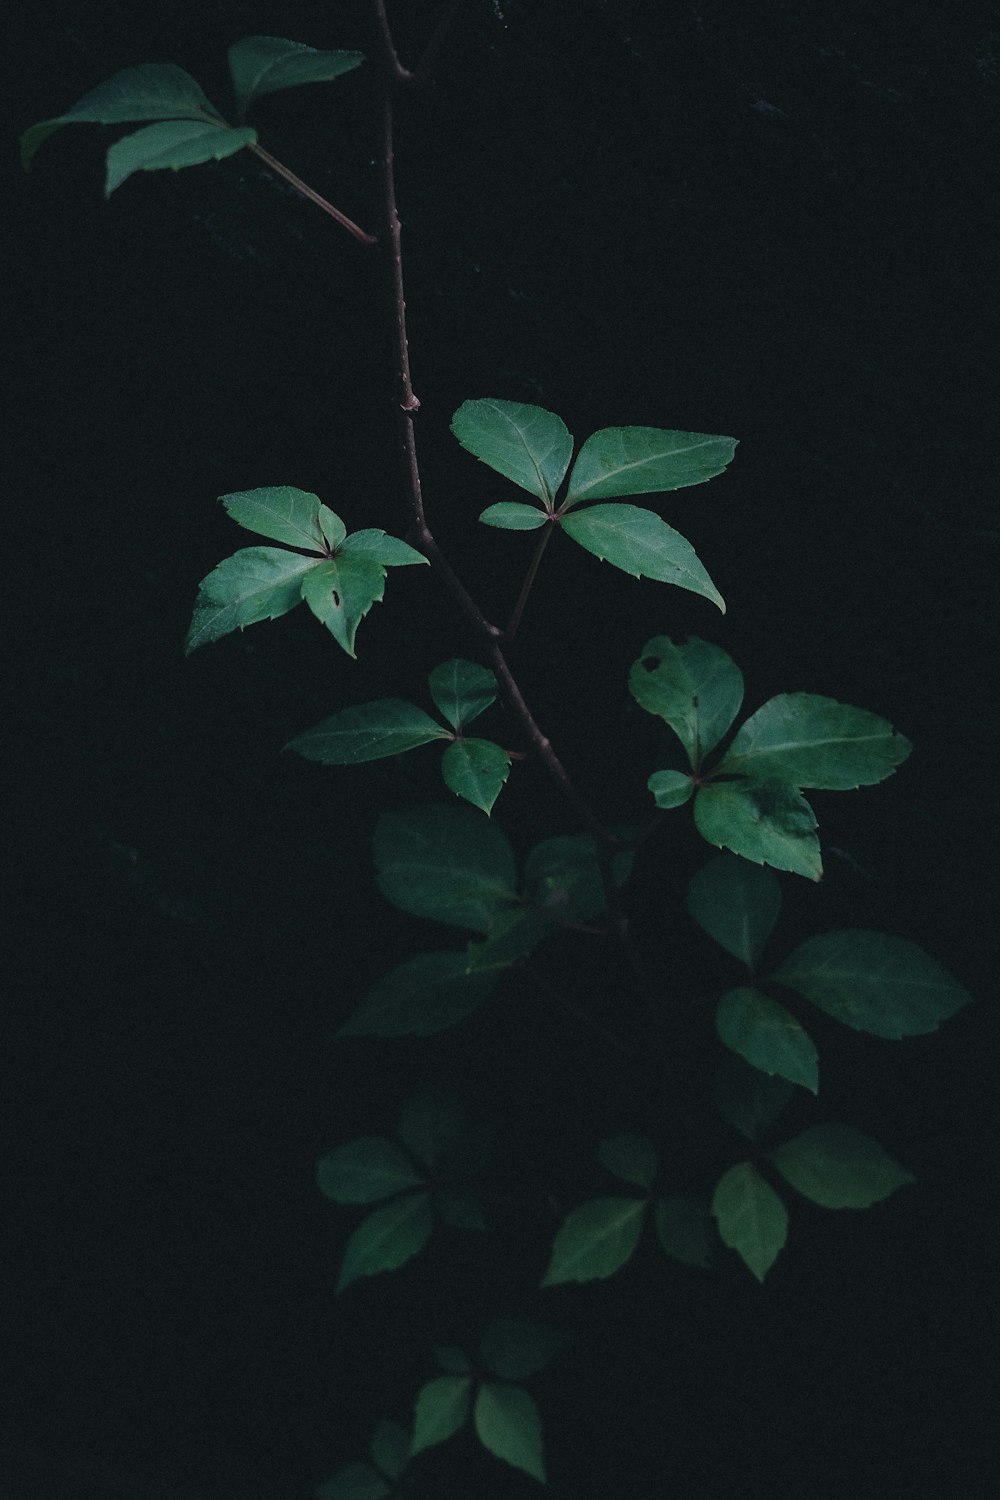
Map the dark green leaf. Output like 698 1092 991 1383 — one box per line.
220 486 331 549
711 1054 794 1143
654 1194 713 1268
541 1197 646 1285
479 1318 568 1382
479 502 549 530
598 1133 658 1189
336 952 496 1039
411 1376 471 1456
336 1193 433 1294
314 1461 391 1500
369 1420 411 1481
442 739 511 815
397 1088 467 1175
104 120 255 194
463 908 554 974
686 852 782 968
628 636 744 764
427 659 498 730
523 834 634 925
770 1122 916 1208
771 931 972 1038
451 399 572 503
374 803 518 933
340 529 427 568
647 770 695 809
694 780 821 880
300 553 389 658
474 1383 546 1483
287 700 447 764
564 427 738 505
227 36 364 117
316 1136 426 1204
715 694 911 789
561 505 725 610
715 987 819 1094
711 1163 788 1281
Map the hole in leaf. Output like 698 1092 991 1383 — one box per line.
640 656 660 672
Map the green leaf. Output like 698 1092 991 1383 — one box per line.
463 908 554 974
474 1383 546 1483
654 1194 713 1269
686 852 782 968
523 834 634 925
711 1054 795 1143
374 803 518 933
711 1163 788 1281
715 987 819 1094
442 739 511 815
369 1420 411 1481
314 1460 391 1500
336 1192 433 1294
104 120 255 194
598 1133 658 1189
451 399 572 504
771 931 972 1038
628 636 744 764
770 1122 916 1209
479 502 549 530
541 1197 646 1285
287 700 448 764
560 505 725 610
316 1136 426 1204
411 1376 471 1456
340 529 427 568
336 952 496 1039
184 546 319 654
300 554 389 658
647 770 695 809
427 659 498 730
220 486 332 549
479 1318 568 1381
22 63 224 171
715 694 912 789
694 780 822 880
227 36 364 117
565 427 738 505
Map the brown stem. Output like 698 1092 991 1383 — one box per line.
248 141 377 245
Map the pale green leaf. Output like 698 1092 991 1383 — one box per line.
374 803 518 933
316 1136 426 1204
479 502 549 530
287 700 447 764
647 770 695 808
712 1163 788 1281
104 120 255 195
314 1460 391 1500
336 1192 433 1294
686 852 782 967
561 505 725 610
479 1318 568 1381
694 780 822 880
336 952 496 1038
771 930 972 1038
220 486 330 549
541 1197 646 1285
227 36 364 117
411 1376 471 1456
711 1054 794 1143
22 63 223 171
185 545 318 653
441 738 511 814
654 1194 713 1268
715 987 819 1094
564 427 738 505
451 399 572 503
369 1420 411 1481
715 694 911 789
474 1383 546 1483
598 1133 658 1189
628 636 744 763
427 659 497 730
770 1122 916 1209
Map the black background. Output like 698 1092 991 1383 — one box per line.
6 2 998 1496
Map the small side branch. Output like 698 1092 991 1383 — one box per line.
248 142 377 245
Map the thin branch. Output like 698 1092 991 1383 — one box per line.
503 522 557 640
372 0 465 85
248 142 377 245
